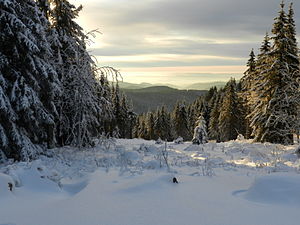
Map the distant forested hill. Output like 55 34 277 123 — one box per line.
122 86 207 114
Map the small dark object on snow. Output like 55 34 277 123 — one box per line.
173 177 178 183
8 182 13 191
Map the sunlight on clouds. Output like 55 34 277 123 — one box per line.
119 66 245 85
144 35 256 45
96 54 245 63
122 66 245 73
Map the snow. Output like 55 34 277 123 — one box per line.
0 139 300 225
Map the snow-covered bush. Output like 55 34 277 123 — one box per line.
174 137 184 144
202 157 215 177
236 134 245 141
154 143 170 169
116 146 142 175
155 138 163 144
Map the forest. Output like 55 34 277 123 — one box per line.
0 0 299 163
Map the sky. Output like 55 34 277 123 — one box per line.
70 0 300 86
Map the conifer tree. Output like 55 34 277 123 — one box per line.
187 105 197 136
192 115 208 144
153 106 173 141
97 72 113 135
146 112 156 140
218 79 244 142
249 34 272 142
137 114 147 139
0 0 60 160
250 2 299 144
208 90 223 141
172 102 190 141
240 49 256 138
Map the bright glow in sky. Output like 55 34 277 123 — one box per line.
70 0 300 86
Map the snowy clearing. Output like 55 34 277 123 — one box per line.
1 139 300 225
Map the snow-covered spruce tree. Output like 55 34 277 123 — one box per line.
132 116 140 139
96 71 113 135
50 0 103 147
208 89 223 141
249 33 272 142
187 105 197 136
218 79 245 142
154 106 174 141
240 49 256 139
0 0 60 160
195 98 210 129
137 114 148 139
192 115 208 145
172 102 190 141
120 94 136 138
146 112 156 140
110 83 135 138
250 2 300 144
111 82 122 137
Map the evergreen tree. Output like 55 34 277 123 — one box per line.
187 105 197 136
146 112 156 140
0 0 60 160
249 34 272 142
250 2 300 144
172 102 190 141
137 114 147 139
208 90 223 141
97 72 113 135
240 49 256 139
219 79 244 142
153 106 173 141
192 115 208 145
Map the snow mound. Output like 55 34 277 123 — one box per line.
16 168 61 194
61 178 89 196
245 174 300 206
117 175 176 194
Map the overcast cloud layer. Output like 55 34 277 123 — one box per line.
71 0 300 85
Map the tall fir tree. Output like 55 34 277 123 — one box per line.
172 102 190 141
0 0 60 160
208 90 223 141
250 2 299 144
249 33 272 142
218 79 244 142
146 112 156 140
241 49 256 139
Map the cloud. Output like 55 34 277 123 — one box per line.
81 0 300 37
71 0 300 83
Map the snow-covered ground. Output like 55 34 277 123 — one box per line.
1 138 300 225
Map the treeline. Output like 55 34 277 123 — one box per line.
134 2 300 145
0 0 134 161
133 80 244 142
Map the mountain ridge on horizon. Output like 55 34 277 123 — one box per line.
110 81 226 90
